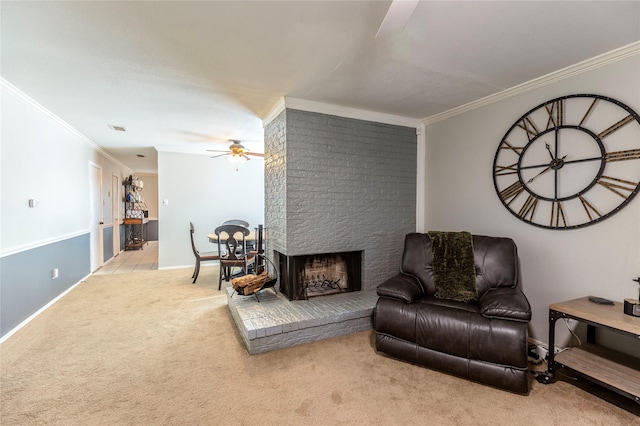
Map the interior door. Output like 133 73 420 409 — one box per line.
112 174 120 256
89 162 103 272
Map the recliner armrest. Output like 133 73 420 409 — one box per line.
479 287 531 322
376 273 424 303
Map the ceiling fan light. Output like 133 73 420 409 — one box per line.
228 154 247 164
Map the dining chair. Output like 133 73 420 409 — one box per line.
222 219 250 228
215 224 256 290
190 222 219 284
221 219 251 253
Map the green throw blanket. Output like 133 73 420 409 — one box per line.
428 231 477 303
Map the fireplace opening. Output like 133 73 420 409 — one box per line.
276 251 362 301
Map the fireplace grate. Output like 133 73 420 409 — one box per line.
298 275 343 300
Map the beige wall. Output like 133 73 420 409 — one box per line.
422 54 640 355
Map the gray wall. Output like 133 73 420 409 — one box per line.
0 234 90 336
103 226 114 261
265 109 417 291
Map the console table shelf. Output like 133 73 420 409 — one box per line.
123 218 148 250
539 297 640 405
555 344 640 399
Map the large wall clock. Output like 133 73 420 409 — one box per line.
493 94 640 230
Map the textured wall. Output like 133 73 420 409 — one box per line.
265 109 417 291
264 110 287 256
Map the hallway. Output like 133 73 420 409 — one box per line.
94 241 158 274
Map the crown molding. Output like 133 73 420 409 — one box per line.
285 97 420 128
422 41 640 126
1 77 130 171
262 97 286 127
263 96 420 129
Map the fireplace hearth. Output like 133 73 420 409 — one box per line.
276 251 362 301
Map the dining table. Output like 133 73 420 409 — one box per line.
207 230 257 244
208 225 265 277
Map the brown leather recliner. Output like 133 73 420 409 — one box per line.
373 233 532 394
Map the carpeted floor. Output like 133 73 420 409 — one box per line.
1 267 638 425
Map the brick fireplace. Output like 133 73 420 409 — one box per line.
224 106 417 355
264 108 417 294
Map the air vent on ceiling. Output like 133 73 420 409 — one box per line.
109 125 126 132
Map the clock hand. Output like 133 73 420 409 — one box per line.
545 143 554 160
562 156 601 165
527 155 568 183
527 165 551 183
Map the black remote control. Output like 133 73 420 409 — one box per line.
588 296 614 305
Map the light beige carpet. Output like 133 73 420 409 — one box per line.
1 267 638 425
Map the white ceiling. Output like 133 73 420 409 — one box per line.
2 1 639 173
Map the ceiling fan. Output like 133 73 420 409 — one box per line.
207 140 264 162
375 0 419 38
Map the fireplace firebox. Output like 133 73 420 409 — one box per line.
275 251 362 300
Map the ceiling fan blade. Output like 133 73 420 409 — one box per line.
210 153 231 159
206 149 230 153
241 154 251 161
247 152 265 158
375 0 419 39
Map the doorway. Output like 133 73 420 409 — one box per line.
89 162 103 272
112 174 120 257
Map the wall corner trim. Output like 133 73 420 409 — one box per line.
415 123 426 233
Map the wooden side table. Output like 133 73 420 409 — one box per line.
123 218 149 250
536 297 640 404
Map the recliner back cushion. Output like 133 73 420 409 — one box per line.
401 233 518 297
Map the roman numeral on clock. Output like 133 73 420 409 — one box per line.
597 175 638 199
605 148 640 162
517 117 540 141
550 201 567 228
598 114 635 139
518 194 538 221
579 196 601 222
545 99 564 129
499 140 523 155
495 162 518 176
499 181 524 204
578 98 598 127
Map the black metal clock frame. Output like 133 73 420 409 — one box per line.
493 94 640 230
